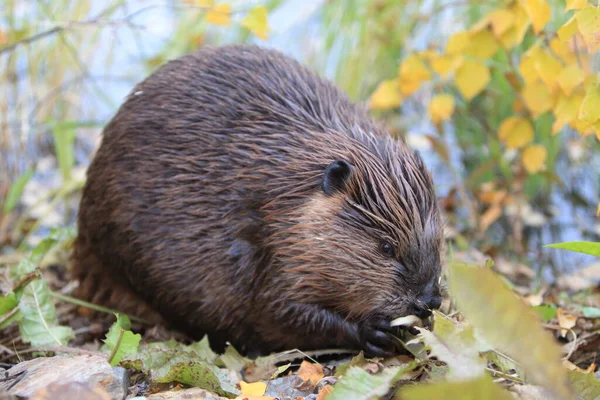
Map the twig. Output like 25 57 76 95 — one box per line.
49 291 148 324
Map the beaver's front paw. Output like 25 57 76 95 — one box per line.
358 323 399 358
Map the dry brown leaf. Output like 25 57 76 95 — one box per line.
480 204 502 232
297 361 324 386
557 308 577 337
316 385 334 400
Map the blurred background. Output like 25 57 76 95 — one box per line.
1 0 599 284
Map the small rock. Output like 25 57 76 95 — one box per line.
0 354 129 400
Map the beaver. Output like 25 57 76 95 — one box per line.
72 44 443 357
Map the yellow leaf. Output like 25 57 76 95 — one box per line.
429 54 459 78
553 93 584 134
429 94 455 124
499 4 531 49
241 6 269 40
446 31 470 55
498 117 534 149
464 29 499 60
550 37 578 65
576 7 600 53
535 53 563 90
522 82 555 117
579 80 600 124
522 145 547 174
206 3 231 26
597 203 600 216
454 60 490 100
369 79 402 110
570 118 596 135
239 381 267 396
489 9 515 37
196 0 215 6
566 0 588 11
558 16 579 42
398 55 431 95
519 45 544 85
557 65 584 96
297 361 324 386
0 29 6 45
520 0 551 34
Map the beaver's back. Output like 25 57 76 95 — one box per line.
73 45 394 352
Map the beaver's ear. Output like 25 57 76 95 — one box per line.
322 160 353 196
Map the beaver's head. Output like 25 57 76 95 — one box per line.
274 133 443 326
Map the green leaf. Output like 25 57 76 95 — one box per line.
448 263 571 399
2 169 33 214
0 292 18 315
121 340 239 397
416 313 486 380
49 121 77 182
215 344 250 371
104 313 141 366
188 335 218 363
532 304 558 322
18 277 74 347
270 363 291 379
336 351 367 377
327 366 406 400
400 376 513 400
582 307 600 318
545 242 600 257
568 370 600 400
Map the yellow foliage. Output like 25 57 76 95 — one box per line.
519 0 551 34
522 145 547 174
446 31 470 55
499 4 530 49
429 54 459 78
498 117 534 149
429 94 455 124
576 7 600 53
558 16 579 41
522 82 555 117
241 6 269 40
557 65 584 96
566 0 588 11
550 38 578 66
454 60 490 100
369 79 403 110
463 29 500 60
488 9 515 37
519 45 544 85
398 55 431 95
553 93 584 134
579 80 600 125
239 381 267 396
0 29 6 45
205 3 231 26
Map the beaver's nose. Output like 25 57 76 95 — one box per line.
412 282 442 319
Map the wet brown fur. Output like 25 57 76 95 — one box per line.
72 44 443 356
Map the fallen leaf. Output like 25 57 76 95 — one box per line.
205 3 231 26
576 7 600 53
369 79 402 109
239 381 267 396
521 145 547 174
326 366 407 400
568 369 600 400
454 60 490 100
498 117 534 149
520 0 551 34
532 304 557 322
401 376 512 400
429 94 455 124
297 361 324 386
556 308 577 337
448 262 571 400
316 385 334 400
241 6 269 40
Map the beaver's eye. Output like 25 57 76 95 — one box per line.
380 241 394 258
